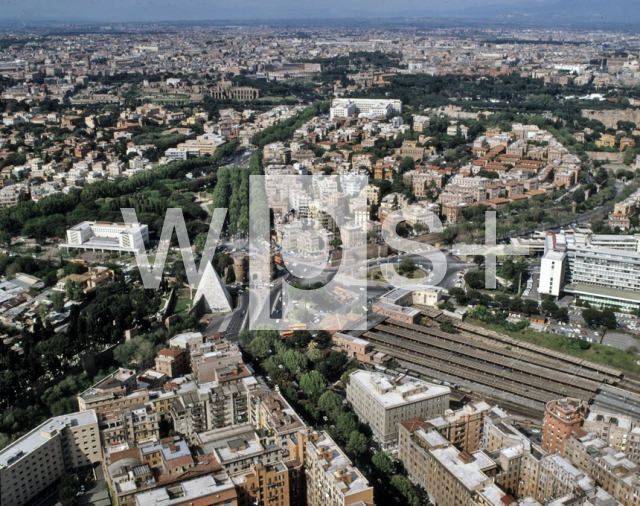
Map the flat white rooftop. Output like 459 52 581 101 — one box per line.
350 370 450 409
0 411 98 468
431 446 494 490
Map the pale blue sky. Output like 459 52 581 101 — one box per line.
4 0 545 22
4 0 638 26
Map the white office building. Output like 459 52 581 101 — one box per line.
62 221 149 253
539 232 640 311
329 98 402 120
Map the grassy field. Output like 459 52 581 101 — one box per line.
174 288 192 314
466 318 640 375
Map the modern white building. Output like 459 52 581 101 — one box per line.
347 370 450 449
0 411 102 506
329 98 402 120
164 147 200 160
538 235 567 298
62 221 149 253
539 232 640 310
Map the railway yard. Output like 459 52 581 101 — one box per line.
344 306 640 421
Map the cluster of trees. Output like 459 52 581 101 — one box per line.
113 330 167 369
250 102 329 147
0 154 226 236
206 166 251 237
130 127 188 153
582 307 617 329
0 367 114 450
243 326 368 452
0 277 161 414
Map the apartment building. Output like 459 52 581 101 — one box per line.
197 424 285 476
0 184 28 209
564 432 640 506
398 419 503 506
98 404 159 449
155 348 189 378
583 409 632 453
62 221 149 253
627 427 640 463
190 339 243 384
250 391 305 448
402 203 441 232
106 436 222 506
347 370 450 449
0 411 102 506
232 461 304 506
542 398 588 456
427 401 492 453
78 368 148 415
168 380 254 439
289 428 374 506
135 475 238 506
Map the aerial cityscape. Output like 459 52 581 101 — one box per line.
2 2 640 506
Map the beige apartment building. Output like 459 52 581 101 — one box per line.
582 409 632 453
134 475 239 506
190 339 243 384
398 418 503 506
155 348 189 378
98 404 160 449
427 401 491 453
77 368 147 415
564 432 640 506
0 411 102 506
347 370 450 449
289 428 374 506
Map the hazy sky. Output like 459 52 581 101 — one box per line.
4 0 547 22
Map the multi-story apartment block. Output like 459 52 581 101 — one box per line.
0 411 102 506
402 203 441 232
347 370 450 449
98 404 159 449
190 339 243 384
106 436 222 506
232 461 304 506
250 391 305 448
542 398 588 456
564 432 640 506
583 409 632 453
0 184 28 209
627 427 640 463
427 401 492 453
78 368 147 415
155 348 189 378
289 428 374 506
198 424 285 476
135 475 239 506
398 418 504 506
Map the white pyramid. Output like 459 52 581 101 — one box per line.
192 262 233 313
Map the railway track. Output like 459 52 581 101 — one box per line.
355 316 631 410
